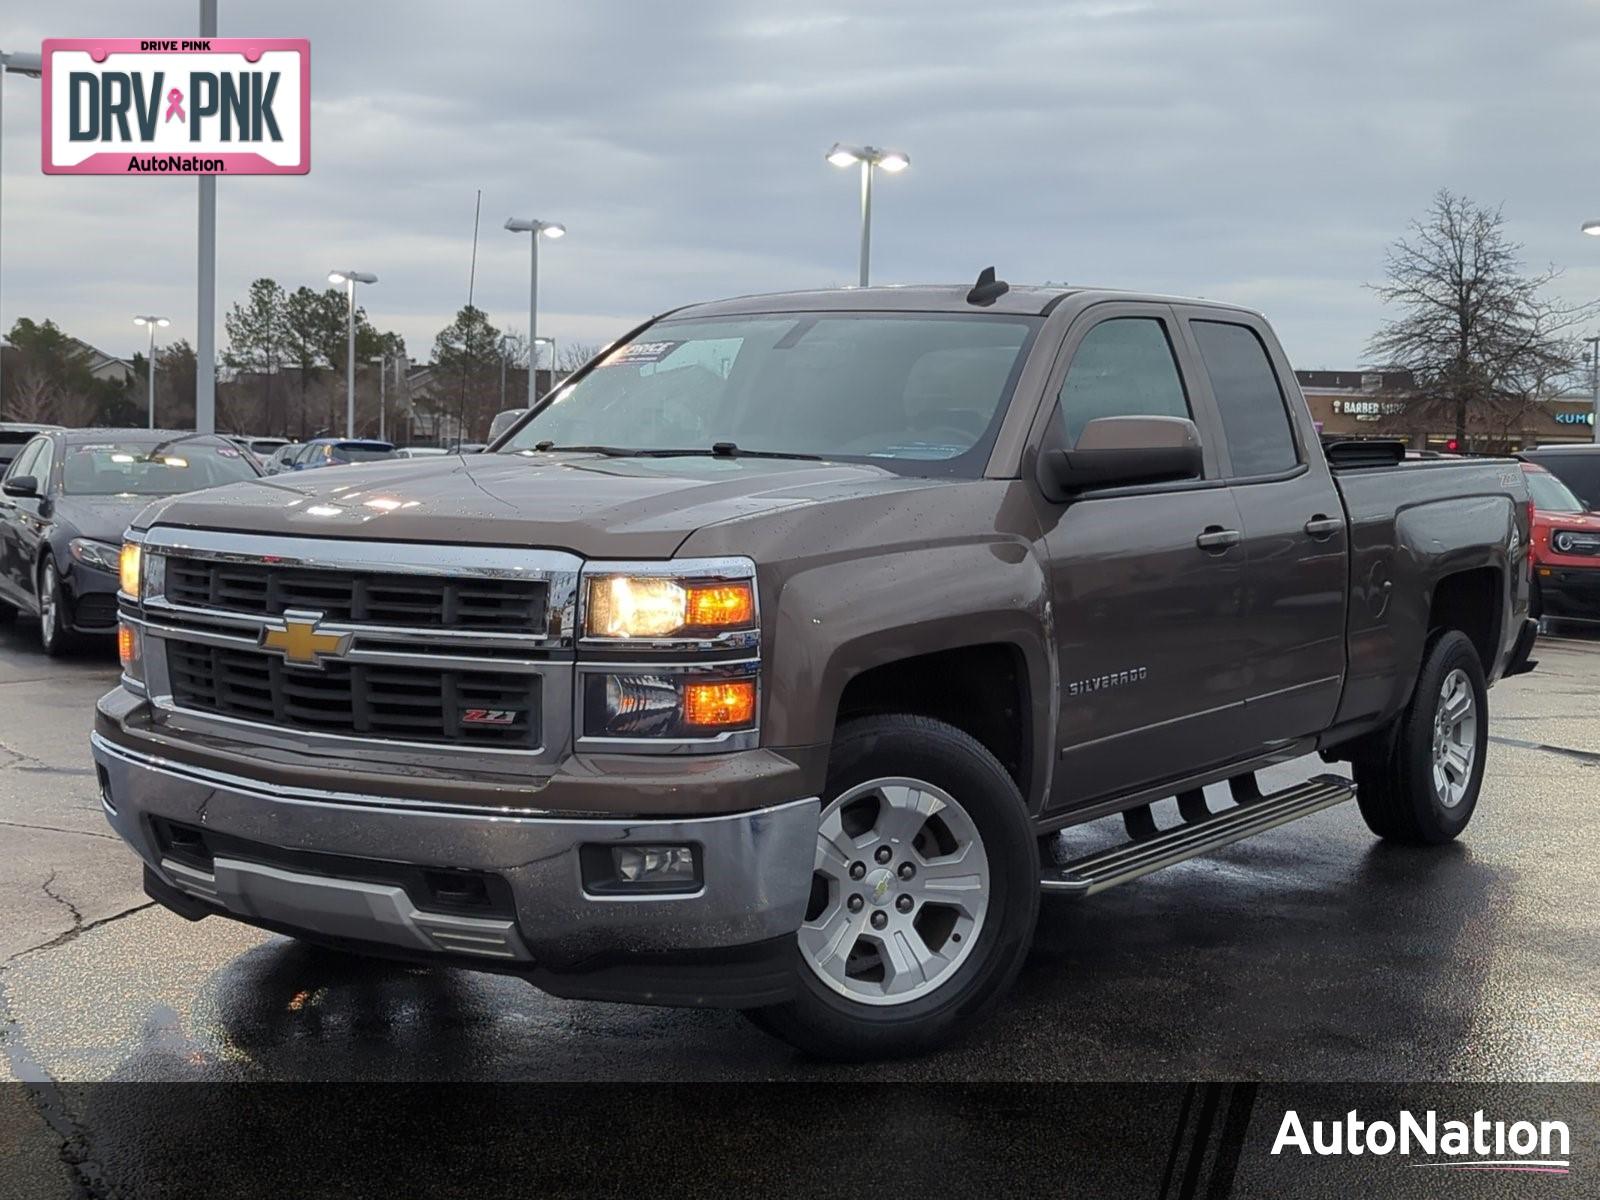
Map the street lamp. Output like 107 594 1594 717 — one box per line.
133 316 171 428
504 217 564 406
0 50 42 416
328 270 377 438
825 143 910 288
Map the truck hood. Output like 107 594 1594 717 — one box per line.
133 451 936 559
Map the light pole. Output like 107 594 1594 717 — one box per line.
503 217 564 406
1584 222 1600 444
533 336 556 398
328 271 377 438
826 143 909 287
371 354 387 441
0 50 42 416
133 316 171 428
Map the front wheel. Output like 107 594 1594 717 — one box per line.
37 561 76 657
1353 630 1487 844
746 715 1039 1060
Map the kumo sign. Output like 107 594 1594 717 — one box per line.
41 38 309 175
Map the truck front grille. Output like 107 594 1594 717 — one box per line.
166 642 542 749
164 556 548 633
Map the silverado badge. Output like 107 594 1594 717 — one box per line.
259 612 351 668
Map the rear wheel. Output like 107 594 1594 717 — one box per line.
1353 630 1487 844
746 715 1038 1060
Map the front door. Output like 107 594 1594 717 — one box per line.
1034 305 1255 812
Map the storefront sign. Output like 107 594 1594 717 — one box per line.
41 38 309 175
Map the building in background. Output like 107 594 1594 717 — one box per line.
1295 369 1594 452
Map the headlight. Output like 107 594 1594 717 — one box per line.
119 542 142 596
583 671 758 739
583 570 756 641
69 538 122 574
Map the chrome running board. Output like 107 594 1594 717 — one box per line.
1041 774 1356 896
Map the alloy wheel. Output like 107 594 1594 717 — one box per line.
800 777 990 1006
1431 667 1477 808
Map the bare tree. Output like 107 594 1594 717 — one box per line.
7 362 59 423
557 341 601 372
1367 189 1597 449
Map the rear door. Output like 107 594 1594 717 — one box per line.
1177 310 1348 743
1033 303 1257 811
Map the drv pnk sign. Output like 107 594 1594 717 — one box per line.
41 39 309 175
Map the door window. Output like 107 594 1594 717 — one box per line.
4 438 42 483
1057 317 1190 445
32 440 55 491
1191 321 1299 478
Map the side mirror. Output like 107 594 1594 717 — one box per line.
1038 416 1203 500
1 475 38 499
488 408 530 442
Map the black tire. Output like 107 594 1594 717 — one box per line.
37 560 76 657
745 714 1039 1060
1353 630 1487 845
0 599 15 625
1529 578 1544 622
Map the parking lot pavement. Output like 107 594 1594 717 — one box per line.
1 618 1597 1092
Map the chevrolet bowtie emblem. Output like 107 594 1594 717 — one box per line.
259 612 351 668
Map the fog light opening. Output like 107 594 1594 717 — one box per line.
580 843 703 895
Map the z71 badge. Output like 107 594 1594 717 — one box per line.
461 709 519 726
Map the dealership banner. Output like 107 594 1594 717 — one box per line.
3 1081 1594 1196
40 38 309 175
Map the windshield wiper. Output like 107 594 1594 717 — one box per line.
524 443 642 456
523 441 824 461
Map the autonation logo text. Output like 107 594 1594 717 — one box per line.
1272 1109 1571 1175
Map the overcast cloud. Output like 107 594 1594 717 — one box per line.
4 0 1599 370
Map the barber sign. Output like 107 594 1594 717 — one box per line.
41 38 309 175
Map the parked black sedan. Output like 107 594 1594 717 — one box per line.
0 430 262 654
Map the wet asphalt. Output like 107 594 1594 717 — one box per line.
1 618 1597 1093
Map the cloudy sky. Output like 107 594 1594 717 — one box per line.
4 0 1599 371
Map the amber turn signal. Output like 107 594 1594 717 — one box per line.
685 582 755 629
683 679 757 728
117 622 138 670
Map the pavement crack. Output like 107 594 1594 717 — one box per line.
0 974 121 1199
4 900 157 966
0 819 118 841
40 870 85 932
1488 733 1600 763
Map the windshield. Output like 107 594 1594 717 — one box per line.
499 312 1040 475
1525 467 1585 513
60 439 258 497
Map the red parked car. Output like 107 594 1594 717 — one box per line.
1522 461 1600 619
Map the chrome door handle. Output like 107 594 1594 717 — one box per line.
1196 527 1241 552
1303 515 1342 540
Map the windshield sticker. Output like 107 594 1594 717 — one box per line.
216 446 241 457
869 443 966 460
600 340 683 367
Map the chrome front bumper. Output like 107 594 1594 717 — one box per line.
91 732 818 972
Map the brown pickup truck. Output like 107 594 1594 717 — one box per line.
93 277 1537 1059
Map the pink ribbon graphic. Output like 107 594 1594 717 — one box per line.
164 88 185 123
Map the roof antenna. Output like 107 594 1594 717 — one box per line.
966 265 1009 306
